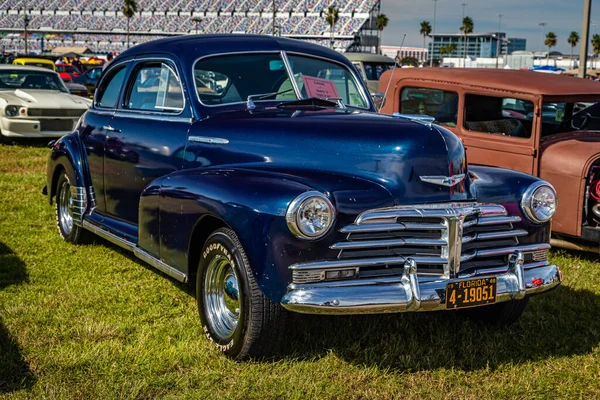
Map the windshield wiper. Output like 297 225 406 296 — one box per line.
246 88 295 110
276 97 339 110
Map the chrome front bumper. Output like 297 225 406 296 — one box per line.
280 252 561 315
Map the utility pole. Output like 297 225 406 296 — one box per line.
538 22 547 52
461 2 467 67
579 0 592 77
495 13 503 69
429 0 438 67
23 1 28 55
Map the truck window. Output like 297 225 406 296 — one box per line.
464 95 533 139
400 87 458 127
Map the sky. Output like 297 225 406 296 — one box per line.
380 0 593 54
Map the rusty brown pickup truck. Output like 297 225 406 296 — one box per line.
379 68 600 252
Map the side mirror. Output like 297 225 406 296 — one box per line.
372 92 385 110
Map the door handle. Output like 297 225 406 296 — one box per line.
188 136 229 145
103 125 121 133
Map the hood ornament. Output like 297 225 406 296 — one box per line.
420 174 466 187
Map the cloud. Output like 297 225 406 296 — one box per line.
380 0 590 53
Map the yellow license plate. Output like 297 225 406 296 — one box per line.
446 277 497 309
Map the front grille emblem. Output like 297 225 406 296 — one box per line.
419 174 466 187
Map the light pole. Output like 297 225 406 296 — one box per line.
538 22 547 52
429 0 438 67
23 0 28 55
579 0 592 77
495 14 503 69
272 0 276 36
461 2 467 67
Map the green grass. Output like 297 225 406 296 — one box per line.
1 141 600 399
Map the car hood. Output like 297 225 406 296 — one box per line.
190 108 474 205
540 131 600 179
0 89 91 108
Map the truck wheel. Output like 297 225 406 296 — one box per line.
458 298 529 326
197 228 286 360
55 172 85 244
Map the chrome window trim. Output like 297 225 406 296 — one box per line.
280 51 302 100
191 50 372 110
121 58 187 117
93 59 132 110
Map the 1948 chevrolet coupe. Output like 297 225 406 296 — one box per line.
379 68 600 253
45 35 561 360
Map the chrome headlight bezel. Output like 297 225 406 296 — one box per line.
286 191 336 240
5 105 19 117
521 181 557 224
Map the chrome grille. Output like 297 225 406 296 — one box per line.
28 108 85 117
40 119 76 131
333 203 529 279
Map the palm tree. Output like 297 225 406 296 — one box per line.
122 0 138 49
376 14 389 54
447 42 457 57
592 34 600 70
567 31 579 69
325 6 339 49
460 16 474 67
544 31 557 65
419 21 432 60
439 46 448 58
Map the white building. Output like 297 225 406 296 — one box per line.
380 45 428 62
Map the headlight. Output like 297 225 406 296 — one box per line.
286 191 336 239
521 181 557 223
5 105 19 117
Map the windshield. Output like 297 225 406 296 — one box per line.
362 62 395 81
193 52 368 109
0 70 67 92
56 65 78 74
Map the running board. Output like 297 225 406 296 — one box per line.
82 220 188 283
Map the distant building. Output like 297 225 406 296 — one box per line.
380 45 428 62
429 32 526 60
507 38 527 54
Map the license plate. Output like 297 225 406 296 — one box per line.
445 277 497 309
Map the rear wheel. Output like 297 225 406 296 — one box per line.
197 228 286 360
55 172 86 244
458 298 529 326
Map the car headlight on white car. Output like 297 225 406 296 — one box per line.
521 181 557 223
286 191 336 239
5 105 19 117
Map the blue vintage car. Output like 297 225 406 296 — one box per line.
45 35 561 360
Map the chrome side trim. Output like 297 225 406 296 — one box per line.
82 220 135 251
81 220 188 283
88 186 97 211
70 186 87 226
134 248 188 283
188 136 229 145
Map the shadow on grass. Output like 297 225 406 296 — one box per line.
0 137 52 148
282 284 600 371
0 242 35 393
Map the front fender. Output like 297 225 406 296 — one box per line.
46 132 87 204
470 165 551 243
149 167 394 302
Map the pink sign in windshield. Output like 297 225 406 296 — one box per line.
301 76 340 100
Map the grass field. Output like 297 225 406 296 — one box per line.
1 141 600 399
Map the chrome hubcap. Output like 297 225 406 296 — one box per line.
204 254 241 341
58 180 73 235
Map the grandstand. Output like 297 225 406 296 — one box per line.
0 0 382 55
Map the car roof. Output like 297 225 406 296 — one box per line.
383 68 600 96
13 57 54 64
344 53 396 64
116 34 352 67
0 64 58 73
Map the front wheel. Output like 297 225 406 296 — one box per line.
197 228 287 360
458 298 529 326
55 172 86 244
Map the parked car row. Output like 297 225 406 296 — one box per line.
43 35 561 361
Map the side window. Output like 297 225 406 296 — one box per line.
90 68 102 80
464 95 533 139
95 66 126 109
400 87 458 127
125 62 184 113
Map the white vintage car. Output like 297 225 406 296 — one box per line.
0 65 91 141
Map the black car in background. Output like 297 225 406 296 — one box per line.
73 66 102 97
